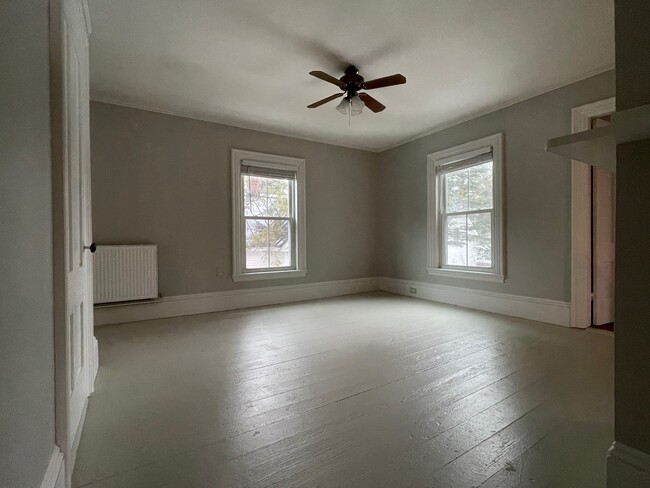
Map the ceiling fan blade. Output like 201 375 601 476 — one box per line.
309 71 346 89
362 74 406 90
307 93 344 108
359 93 386 113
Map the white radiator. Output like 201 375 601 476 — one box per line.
93 245 159 304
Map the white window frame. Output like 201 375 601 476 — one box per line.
426 133 505 283
232 149 307 282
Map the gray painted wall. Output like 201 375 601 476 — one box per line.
377 71 615 302
92 73 614 303
0 1 57 486
91 102 379 297
614 0 650 456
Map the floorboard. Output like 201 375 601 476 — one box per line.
73 292 613 488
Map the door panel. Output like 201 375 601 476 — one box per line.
61 0 95 474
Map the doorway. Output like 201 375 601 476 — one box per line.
571 98 616 330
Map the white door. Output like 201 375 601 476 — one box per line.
592 167 616 325
57 0 97 480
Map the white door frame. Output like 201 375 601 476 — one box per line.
571 97 616 328
50 0 96 485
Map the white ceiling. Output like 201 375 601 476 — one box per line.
87 0 614 152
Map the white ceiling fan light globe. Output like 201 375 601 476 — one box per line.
350 95 365 116
336 98 349 115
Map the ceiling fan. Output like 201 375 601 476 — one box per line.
307 65 406 115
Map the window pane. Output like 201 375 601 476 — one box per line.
468 212 492 267
266 178 291 217
245 218 291 269
445 169 469 213
468 161 493 211
269 220 291 267
245 218 269 269
243 175 291 218
445 215 467 266
243 175 268 217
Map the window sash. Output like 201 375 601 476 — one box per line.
241 174 297 272
242 173 293 219
439 157 496 272
440 209 495 271
243 216 295 272
439 160 494 215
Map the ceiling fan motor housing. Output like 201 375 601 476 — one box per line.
341 65 364 97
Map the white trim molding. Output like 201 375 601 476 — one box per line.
78 0 91 35
427 133 505 283
40 447 65 488
94 277 378 325
607 442 650 488
232 269 307 282
231 149 307 282
571 97 616 328
426 267 505 283
379 277 570 327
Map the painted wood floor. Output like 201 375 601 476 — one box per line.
74 292 613 488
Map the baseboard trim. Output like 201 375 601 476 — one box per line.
94 277 380 325
607 442 650 487
378 277 571 327
40 447 65 488
94 276 572 327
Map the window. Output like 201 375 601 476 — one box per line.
232 149 306 281
427 133 505 282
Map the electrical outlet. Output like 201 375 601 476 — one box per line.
409 287 417 294
216 266 224 278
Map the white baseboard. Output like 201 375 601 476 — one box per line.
94 277 380 325
379 277 571 327
94 276 572 327
40 447 65 488
607 442 650 488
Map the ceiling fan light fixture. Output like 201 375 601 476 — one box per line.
336 98 349 115
308 65 405 115
350 95 364 116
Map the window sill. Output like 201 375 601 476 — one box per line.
426 267 505 283
233 269 307 282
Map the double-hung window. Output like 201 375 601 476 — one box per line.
427 133 505 282
232 149 306 282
